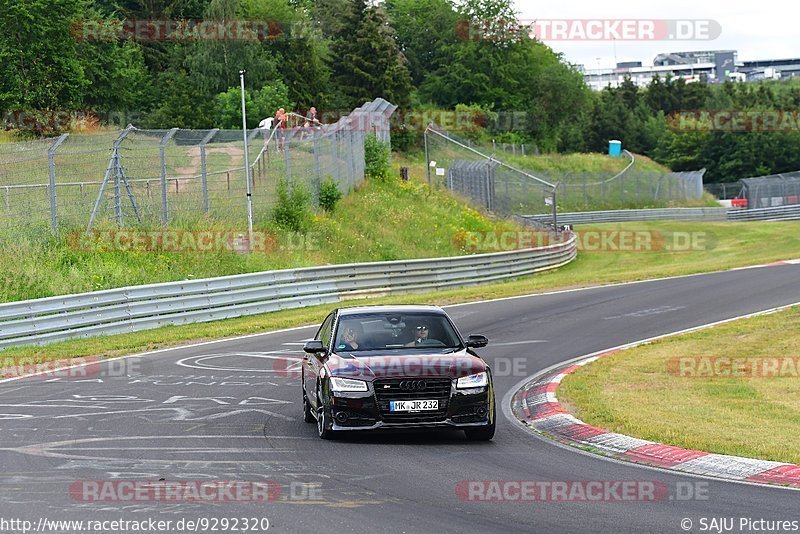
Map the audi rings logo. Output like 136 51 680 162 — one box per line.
399 380 427 391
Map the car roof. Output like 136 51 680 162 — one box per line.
336 305 445 316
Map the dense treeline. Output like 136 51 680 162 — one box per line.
1 0 799 181
586 76 800 182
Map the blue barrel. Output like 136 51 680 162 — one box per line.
608 140 622 157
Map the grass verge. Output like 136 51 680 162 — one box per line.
559 305 800 464
3 220 800 375
0 178 522 302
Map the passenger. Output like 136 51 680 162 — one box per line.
338 326 360 351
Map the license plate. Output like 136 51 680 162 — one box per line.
389 400 438 412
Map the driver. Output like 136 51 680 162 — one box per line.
405 323 438 347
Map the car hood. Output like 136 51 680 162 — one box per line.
327 349 486 380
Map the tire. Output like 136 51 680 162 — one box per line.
302 390 315 423
316 389 337 440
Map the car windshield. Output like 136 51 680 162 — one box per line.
333 312 463 352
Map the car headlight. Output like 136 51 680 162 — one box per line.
457 372 488 389
330 377 369 392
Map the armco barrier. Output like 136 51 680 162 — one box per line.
726 204 800 221
524 207 728 226
525 205 800 226
0 235 577 350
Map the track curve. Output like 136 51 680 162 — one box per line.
1 264 800 533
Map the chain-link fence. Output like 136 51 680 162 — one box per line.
741 172 800 208
541 167 706 212
704 182 744 200
0 98 396 237
424 124 558 227
424 124 705 216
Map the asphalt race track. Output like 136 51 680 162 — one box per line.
1 264 799 533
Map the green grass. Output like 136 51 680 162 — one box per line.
0 178 524 302
3 219 800 375
559 306 800 464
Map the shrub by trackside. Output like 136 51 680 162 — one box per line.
272 178 312 233
365 134 391 180
318 177 343 212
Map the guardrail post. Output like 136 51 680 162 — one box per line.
47 134 68 234
160 128 179 225
199 128 218 214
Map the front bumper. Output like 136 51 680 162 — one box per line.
325 377 494 431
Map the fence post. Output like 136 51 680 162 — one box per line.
88 126 134 232
346 129 355 191
284 131 291 184
160 128 179 225
620 170 625 205
199 128 218 214
5 187 9 210
114 154 123 226
424 126 432 186
312 127 321 205
331 130 340 183
582 173 587 206
47 134 69 233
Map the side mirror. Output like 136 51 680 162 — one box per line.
466 334 488 348
303 340 327 354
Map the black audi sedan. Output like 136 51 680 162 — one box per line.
301 305 494 440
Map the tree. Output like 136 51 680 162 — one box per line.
214 81 293 128
0 0 87 131
384 0 460 86
275 14 332 108
329 0 413 109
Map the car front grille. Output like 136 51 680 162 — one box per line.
373 378 451 423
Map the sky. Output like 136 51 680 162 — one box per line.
514 0 799 69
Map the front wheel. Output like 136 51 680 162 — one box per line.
316 389 338 440
302 391 315 423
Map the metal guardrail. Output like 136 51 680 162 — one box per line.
0 235 577 350
726 204 800 221
524 205 800 225
523 207 728 225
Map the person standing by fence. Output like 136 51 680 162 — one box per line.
274 108 286 152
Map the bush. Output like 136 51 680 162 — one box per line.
365 134 391 180
272 178 312 233
319 177 343 212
